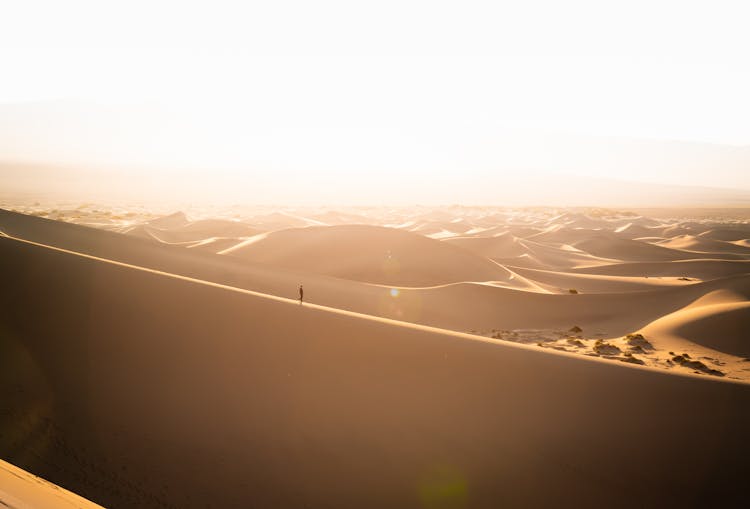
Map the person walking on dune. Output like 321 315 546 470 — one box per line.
298 284 304 304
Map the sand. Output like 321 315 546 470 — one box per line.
1 204 749 508
0 459 104 509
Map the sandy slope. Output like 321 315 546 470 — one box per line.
572 233 724 261
220 224 526 287
1 206 750 507
0 460 101 509
0 459 104 509
698 227 750 241
1 231 750 508
641 289 750 358
569 259 750 279
120 212 262 245
444 232 546 259
1 209 747 338
445 234 621 270
656 234 750 255
509 265 701 293
3 209 746 337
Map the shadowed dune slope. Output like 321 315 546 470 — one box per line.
612 222 661 239
509 266 700 293
656 234 750 255
410 274 750 335
443 233 532 259
121 217 262 244
572 234 723 261
697 228 750 242
569 259 750 279
1 235 749 509
642 290 750 358
524 226 606 244
220 224 516 286
671 304 750 357
445 234 618 270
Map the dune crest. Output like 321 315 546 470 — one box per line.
1 203 749 508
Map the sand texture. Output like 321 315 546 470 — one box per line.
0 459 104 509
1 205 749 508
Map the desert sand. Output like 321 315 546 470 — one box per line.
0 458 104 509
1 204 749 508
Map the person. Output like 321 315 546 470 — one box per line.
298 284 304 304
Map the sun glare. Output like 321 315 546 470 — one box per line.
1 1 750 205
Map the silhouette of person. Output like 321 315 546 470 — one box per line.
299 284 304 304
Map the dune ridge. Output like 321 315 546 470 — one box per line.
1 205 750 508
2 230 750 508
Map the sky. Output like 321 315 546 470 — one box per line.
1 1 749 204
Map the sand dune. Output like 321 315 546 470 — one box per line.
446 234 619 270
697 227 750 242
2 208 747 336
642 289 750 358
524 225 604 244
612 221 661 239
121 214 262 244
570 259 750 280
544 211 610 229
571 233 713 261
2 206 750 508
660 221 712 237
220 224 522 287
510 266 701 293
443 232 529 257
655 234 750 255
244 210 326 230
304 210 375 225
184 236 249 253
2 231 750 508
405 221 472 238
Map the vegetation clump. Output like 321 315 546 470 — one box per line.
671 355 725 377
593 340 621 356
621 353 645 365
625 333 653 350
568 288 579 294
566 338 584 347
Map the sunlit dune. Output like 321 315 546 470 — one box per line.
1 203 749 508
219 224 524 288
655 234 750 255
642 289 750 359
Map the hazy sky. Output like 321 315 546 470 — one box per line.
1 1 749 202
